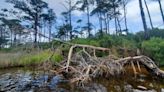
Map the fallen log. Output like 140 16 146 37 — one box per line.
116 55 164 78
52 44 164 86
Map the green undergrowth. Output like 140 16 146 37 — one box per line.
142 37 164 66
71 35 137 49
71 35 138 57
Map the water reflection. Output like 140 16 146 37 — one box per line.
0 68 164 92
0 69 67 92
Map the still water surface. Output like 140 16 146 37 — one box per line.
0 68 164 92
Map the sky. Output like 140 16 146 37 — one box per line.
0 0 164 34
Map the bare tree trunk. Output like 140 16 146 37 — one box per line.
34 13 38 46
113 2 118 35
99 13 103 35
10 30 13 47
115 17 118 35
0 26 2 38
117 17 122 35
43 21 46 42
104 14 108 34
87 5 91 38
107 16 110 34
139 0 148 39
34 22 38 45
105 18 108 34
69 0 73 40
123 2 128 34
0 27 2 48
14 32 16 46
49 22 52 42
144 0 154 29
158 0 164 24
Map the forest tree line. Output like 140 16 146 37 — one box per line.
0 0 164 48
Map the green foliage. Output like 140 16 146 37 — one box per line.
19 50 63 66
70 35 138 58
71 35 138 49
71 38 100 46
135 28 164 41
51 53 63 63
148 28 164 38
0 37 8 47
142 38 164 66
38 42 52 49
98 35 113 48
0 48 12 52
121 38 137 49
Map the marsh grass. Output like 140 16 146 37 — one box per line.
0 52 22 68
0 50 63 68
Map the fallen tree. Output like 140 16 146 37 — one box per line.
50 44 164 86
26 28 164 86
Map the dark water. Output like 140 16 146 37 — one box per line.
0 68 164 92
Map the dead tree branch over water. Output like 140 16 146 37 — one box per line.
51 44 164 86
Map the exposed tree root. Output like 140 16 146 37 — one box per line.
52 44 164 86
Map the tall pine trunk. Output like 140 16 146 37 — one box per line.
98 13 103 35
69 0 73 40
117 17 122 34
34 12 38 47
144 0 154 29
113 2 118 35
139 0 148 39
0 27 2 49
158 0 164 23
123 1 128 34
34 21 38 46
100 13 103 35
87 5 91 38
104 17 108 34
107 16 110 34
49 21 52 42
10 30 13 47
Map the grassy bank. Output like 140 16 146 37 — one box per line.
0 49 63 69
1 32 164 68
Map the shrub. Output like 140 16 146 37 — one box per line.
71 38 99 46
98 35 113 48
51 53 63 63
142 37 164 66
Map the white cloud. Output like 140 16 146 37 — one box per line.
44 0 65 16
72 10 84 16
127 0 140 20
125 0 164 32
0 0 164 32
